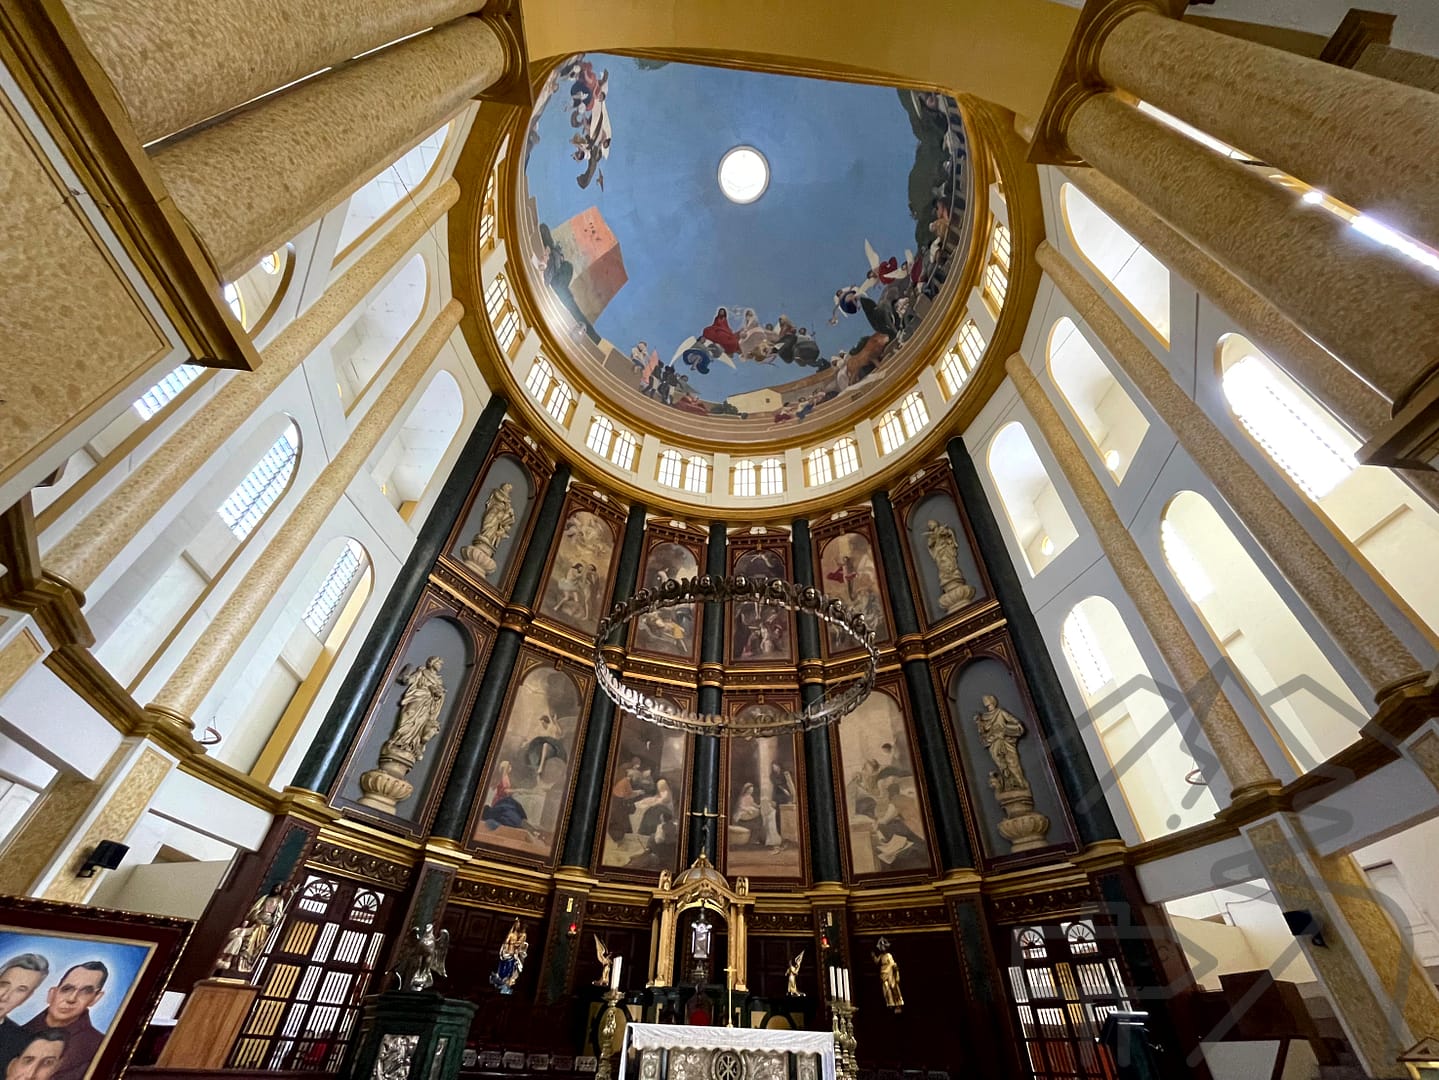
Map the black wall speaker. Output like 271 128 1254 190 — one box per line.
78 839 129 877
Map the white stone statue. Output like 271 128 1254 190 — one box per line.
358 657 448 813
975 694 1051 853
924 519 976 612
459 482 516 579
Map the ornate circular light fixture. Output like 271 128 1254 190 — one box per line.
717 146 769 204
593 576 876 738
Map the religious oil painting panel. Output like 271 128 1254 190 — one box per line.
948 655 1071 863
728 543 794 664
818 530 889 653
836 687 933 878
905 491 986 624
538 506 618 635
724 714 804 881
599 704 690 875
0 898 189 1080
450 452 535 589
333 609 478 829
632 539 701 659
472 656 588 864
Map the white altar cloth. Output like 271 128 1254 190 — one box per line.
619 1023 836 1080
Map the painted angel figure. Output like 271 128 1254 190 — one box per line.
593 935 614 987
394 922 450 992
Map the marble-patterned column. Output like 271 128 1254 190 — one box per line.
430 464 571 841
46 181 460 597
64 0 483 143
559 503 646 869
1039 240 1423 695
1243 814 1439 1077
1095 8 1439 257
292 394 506 793
871 493 974 870
1006 353 1279 799
945 438 1120 844
1065 91 1439 409
152 17 505 279
688 523 726 864
792 519 842 884
146 301 464 732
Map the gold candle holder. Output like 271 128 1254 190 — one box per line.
595 988 625 1080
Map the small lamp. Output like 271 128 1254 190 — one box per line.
77 840 128 878
1281 908 1327 948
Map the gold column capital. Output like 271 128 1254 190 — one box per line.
1028 0 1185 165
475 6 533 110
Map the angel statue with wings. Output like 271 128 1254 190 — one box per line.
593 935 614 987
394 922 449 992
785 950 805 997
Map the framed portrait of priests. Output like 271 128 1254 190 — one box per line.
0 897 190 1080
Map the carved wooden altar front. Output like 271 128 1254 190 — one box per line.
647 855 754 991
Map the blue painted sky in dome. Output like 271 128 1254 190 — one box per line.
527 55 934 400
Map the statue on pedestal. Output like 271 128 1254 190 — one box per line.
359 657 447 813
975 694 1051 852
490 919 528 994
459 482 516 579
924 519 976 612
874 938 903 1012
214 883 292 978
690 910 712 961
394 923 450 991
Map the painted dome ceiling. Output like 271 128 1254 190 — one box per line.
516 54 972 438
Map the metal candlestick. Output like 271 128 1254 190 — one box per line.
830 1000 858 1080
595 988 625 1080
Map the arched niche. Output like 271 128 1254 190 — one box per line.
948 655 1069 862
334 254 429 413
1046 316 1150 482
1059 182 1170 345
903 489 988 624
833 684 934 880
1058 595 1218 839
1160 490 1367 769
449 452 538 592
471 655 588 866
333 609 478 830
1217 333 1439 639
370 370 465 517
987 421 1078 575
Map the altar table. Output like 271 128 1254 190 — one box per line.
618 1023 836 1080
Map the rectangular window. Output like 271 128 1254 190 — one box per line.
984 263 1008 315
219 425 299 541
759 458 785 496
991 222 1012 271
495 308 521 353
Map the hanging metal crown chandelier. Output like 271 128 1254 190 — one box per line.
592 575 877 738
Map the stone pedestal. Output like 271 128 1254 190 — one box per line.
994 786 1051 853
157 979 259 1069
358 742 420 812
338 990 476 1080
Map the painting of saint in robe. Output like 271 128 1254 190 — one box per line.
819 531 888 651
725 724 802 880
474 666 583 860
600 709 688 873
539 510 615 633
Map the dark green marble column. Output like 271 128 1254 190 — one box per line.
559 502 647 868
687 522 726 863
793 519 842 884
871 492 974 870
946 437 1119 844
293 395 507 792
430 463 572 840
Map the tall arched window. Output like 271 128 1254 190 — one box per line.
657 450 683 488
1060 597 1218 839
987 421 1079 574
1160 490 1367 769
220 423 300 540
216 538 375 780
335 124 450 256
332 254 427 413
832 437 860 479
732 459 757 497
370 371 465 518
1046 317 1150 482
1218 335 1439 636
805 447 834 487
1060 183 1171 345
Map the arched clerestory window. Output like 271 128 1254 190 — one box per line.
370 371 465 520
1060 182 1171 346
987 421 1079 575
334 124 451 258
1047 317 1150 482
332 254 428 413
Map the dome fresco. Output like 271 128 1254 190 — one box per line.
518 54 971 433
